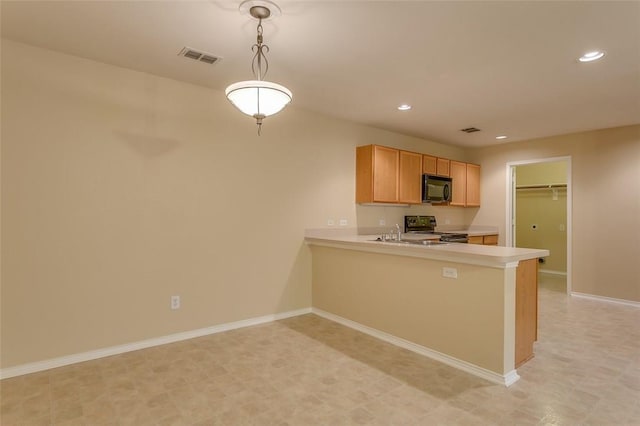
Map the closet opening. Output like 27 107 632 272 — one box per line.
506 157 571 294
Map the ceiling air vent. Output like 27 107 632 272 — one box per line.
460 127 481 133
178 47 221 65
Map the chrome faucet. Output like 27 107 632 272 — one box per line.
395 224 402 241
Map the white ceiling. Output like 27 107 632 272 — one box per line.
2 0 639 147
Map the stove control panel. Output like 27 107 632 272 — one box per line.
404 215 437 233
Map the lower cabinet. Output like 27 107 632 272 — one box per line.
515 258 538 367
468 234 498 245
466 234 536 366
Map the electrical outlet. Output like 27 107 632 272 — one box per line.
442 267 458 279
558 224 565 232
339 219 348 226
171 295 180 310
327 219 335 226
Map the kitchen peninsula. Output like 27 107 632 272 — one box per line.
305 230 549 386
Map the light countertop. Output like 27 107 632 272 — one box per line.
305 230 549 269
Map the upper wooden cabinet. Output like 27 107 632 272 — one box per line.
357 144 478 206
437 158 450 177
356 145 422 204
423 155 450 177
450 160 480 207
423 155 437 175
399 150 423 204
450 161 467 206
357 145 397 203
466 163 481 207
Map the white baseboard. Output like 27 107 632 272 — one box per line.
0 307 312 380
571 292 640 308
539 269 567 276
311 308 519 387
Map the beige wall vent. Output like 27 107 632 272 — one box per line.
178 47 221 65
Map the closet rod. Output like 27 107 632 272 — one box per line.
516 183 567 189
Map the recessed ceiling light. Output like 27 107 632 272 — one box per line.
496 135 507 140
579 51 605 62
397 104 412 111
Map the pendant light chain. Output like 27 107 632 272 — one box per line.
251 18 270 82
252 16 268 135
224 1 292 135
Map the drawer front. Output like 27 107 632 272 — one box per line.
483 234 498 245
468 236 484 245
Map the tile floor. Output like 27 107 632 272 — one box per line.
1 275 639 425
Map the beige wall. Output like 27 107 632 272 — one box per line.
469 125 640 302
3 38 638 371
311 246 514 375
516 162 567 273
516 162 567 186
0 40 467 368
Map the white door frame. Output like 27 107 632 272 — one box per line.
506 156 572 294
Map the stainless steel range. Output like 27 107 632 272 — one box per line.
404 215 469 243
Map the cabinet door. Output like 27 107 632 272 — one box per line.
356 145 374 203
468 236 484 245
466 163 481 207
483 234 498 245
437 158 450 177
449 161 467 206
515 258 538 367
372 145 399 202
423 155 437 175
399 151 423 204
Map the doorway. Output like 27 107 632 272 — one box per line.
506 157 571 294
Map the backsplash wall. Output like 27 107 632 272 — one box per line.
355 204 471 233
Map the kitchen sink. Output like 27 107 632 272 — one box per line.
407 240 449 246
371 238 449 246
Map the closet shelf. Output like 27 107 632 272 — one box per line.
516 183 567 190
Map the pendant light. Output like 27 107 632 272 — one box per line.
225 0 292 135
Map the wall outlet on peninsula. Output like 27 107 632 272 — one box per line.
442 267 458 279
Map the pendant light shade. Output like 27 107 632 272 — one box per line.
225 1 292 134
225 80 292 118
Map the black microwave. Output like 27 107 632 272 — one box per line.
422 174 452 203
